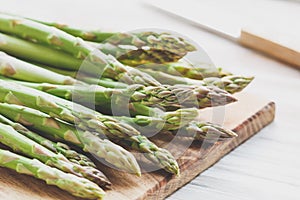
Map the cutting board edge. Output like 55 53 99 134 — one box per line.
142 101 276 200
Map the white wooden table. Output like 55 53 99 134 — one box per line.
0 0 299 199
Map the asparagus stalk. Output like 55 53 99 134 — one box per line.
0 103 178 175
95 101 237 141
94 42 185 66
31 19 196 52
27 17 196 64
116 134 179 175
136 60 232 80
95 102 199 133
0 13 99 59
120 117 237 141
42 66 240 95
0 102 141 175
115 108 197 134
0 29 250 94
0 89 179 175
0 50 237 109
0 79 234 142
0 122 111 188
0 149 105 199
0 33 83 71
176 121 237 142
139 68 254 94
0 32 187 80
0 51 77 84
0 114 96 167
0 15 160 86
82 76 130 89
3 77 236 110
82 74 252 95
201 75 254 94
32 63 138 89
30 62 80 77
14 76 198 131
94 99 199 132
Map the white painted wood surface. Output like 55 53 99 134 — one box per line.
0 0 299 199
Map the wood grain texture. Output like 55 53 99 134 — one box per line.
0 93 275 200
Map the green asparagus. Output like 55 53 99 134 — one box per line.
119 117 237 141
176 121 237 142
0 30 251 95
3 78 236 110
28 18 196 64
0 32 188 80
0 33 84 71
116 134 179 175
33 64 246 100
32 19 195 52
94 42 185 66
0 114 95 167
0 91 179 175
139 68 253 94
0 122 111 188
0 51 77 84
0 78 235 142
0 51 237 110
137 60 232 80
0 15 160 86
0 149 105 199
31 62 80 77
0 102 141 176
94 100 199 132
201 75 254 94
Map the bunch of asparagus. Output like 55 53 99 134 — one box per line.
0 13 252 199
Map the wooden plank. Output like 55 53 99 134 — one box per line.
0 93 275 200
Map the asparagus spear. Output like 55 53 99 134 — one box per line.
116 134 179 175
0 102 141 175
201 75 254 94
95 101 237 141
136 60 232 80
31 19 195 52
30 62 80 77
0 79 234 142
0 122 111 188
0 95 179 175
0 88 179 174
0 32 185 80
0 77 202 131
94 42 185 66
3 78 236 110
139 68 254 94
0 51 77 84
95 102 198 133
27 17 196 64
0 52 237 109
30 63 128 89
0 15 160 86
40 65 242 95
0 149 105 199
0 33 84 71
0 114 96 167
176 121 237 142
1 73 199 130
0 30 250 94
119 117 237 141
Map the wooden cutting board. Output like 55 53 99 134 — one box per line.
0 93 275 200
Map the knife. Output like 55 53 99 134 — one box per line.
145 2 300 69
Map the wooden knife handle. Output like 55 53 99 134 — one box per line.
239 29 300 69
